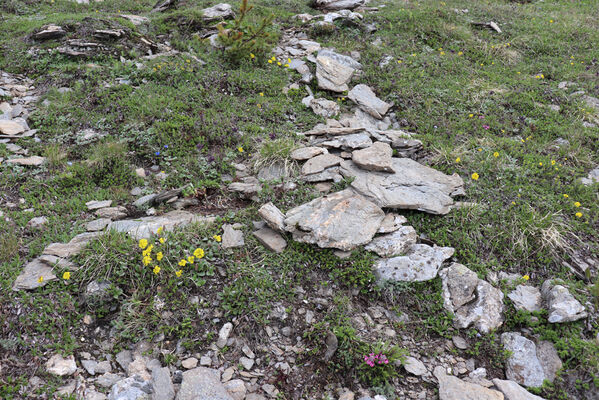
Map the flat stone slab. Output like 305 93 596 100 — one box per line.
290 146 327 161
86 218 111 232
222 224 245 248
108 211 215 240
0 120 25 136
347 84 392 119
86 200 113 210
434 366 504 400
492 379 546 400
316 132 372 151
541 280 587 323
373 244 454 282
95 206 127 220
352 142 394 172
501 332 547 388
253 227 287 253
12 258 56 290
6 156 45 166
508 285 543 312
315 49 361 92
364 225 417 257
339 158 464 215
310 98 340 117
302 153 343 175
284 188 385 251
258 202 285 232
176 367 233 400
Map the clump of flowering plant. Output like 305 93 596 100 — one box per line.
357 342 407 387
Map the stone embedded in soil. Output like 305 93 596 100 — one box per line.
217 322 233 348
152 367 175 400
86 218 111 232
258 202 285 232
508 285 543 312
313 0 366 12
492 379 546 400
222 224 245 248
301 153 343 175
46 354 77 376
339 158 465 215
581 166 599 186
86 200 113 210
373 244 454 282
228 177 261 199
377 213 407 233
347 84 392 119
403 356 428 376
290 146 327 161
27 216 48 228
6 155 46 166
12 258 56 290
0 120 26 136
224 379 246 400
108 211 215 240
176 367 233 400
541 280 587 323
434 366 504 400
364 225 418 257
181 357 198 369
310 97 340 117
351 142 394 172
33 24 66 40
302 166 343 183
96 206 128 220
253 227 287 253
284 188 385 251
501 332 558 388
316 132 373 151
440 263 504 333
315 49 361 92
201 3 235 22
109 375 152 400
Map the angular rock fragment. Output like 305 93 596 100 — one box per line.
6 156 45 166
508 285 542 313
108 211 214 240
96 206 128 220
12 259 56 290
364 225 417 257
310 98 340 117
315 49 361 92
492 379 546 400
301 153 342 175
202 3 235 22
434 366 504 400
222 224 245 249
581 167 599 186
501 332 553 387
46 354 77 376
258 202 285 232
284 188 384 251
374 244 454 282
86 200 113 210
347 84 392 119
541 280 587 323
253 227 287 253
352 142 394 172
228 177 261 200
317 133 372 151
377 213 407 233
290 146 327 161
339 159 464 215
313 0 365 11
176 367 233 400
33 24 66 40
0 120 26 136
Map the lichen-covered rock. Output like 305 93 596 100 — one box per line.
541 280 587 323
373 244 454 282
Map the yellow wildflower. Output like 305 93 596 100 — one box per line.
458 51 463 56
139 239 148 249
455 157 461 163
238 147 244 153
440 51 445 56
156 252 163 261
250 53 255 59
213 235 222 242
62 271 71 280
153 265 161 274
277 61 282 66
522 274 530 280
563 194 569 198
468 114 474 118
159 237 165 244
397 60 403 64
493 152 499 158
268 60 273 64
157 227 163 235
575 212 582 218
187 256 195 264
471 172 479 181
143 256 152 266
551 160 556 165
539 162 543 166
175 269 183 277
193 248 205 259
178 259 187 267
574 202 581 207
259 92 264 96
38 276 44 283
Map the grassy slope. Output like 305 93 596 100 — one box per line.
0 0 598 398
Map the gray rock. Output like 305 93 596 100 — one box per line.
404 356 427 376
96 373 123 388
108 211 215 240
96 206 128 220
374 244 454 282
181 358 198 369
284 188 385 251
508 285 542 312
452 336 469 350
82 359 99 375
315 49 361 92
201 3 235 22
310 98 340 117
12 258 56 290
217 322 233 348
87 218 111 232
0 120 26 136
536 341 562 383
352 142 394 172
116 351 133 372
348 84 392 119
492 379 546 400
228 177 261 199
301 153 342 175
258 202 285 232
86 200 113 210
377 213 407 233
239 356 254 370
257 162 287 181
133 194 157 209
581 167 599 186
501 332 546 387
313 0 365 11
6 156 46 166
46 354 77 376
27 216 48 228
364 225 418 257
434 366 503 400
253 227 287 253
108 375 152 400
290 146 327 161
152 367 175 400
541 281 587 323
302 166 343 183
42 232 102 258
34 24 67 40
317 132 373 151
339 158 464 215
176 368 233 400
222 224 244 248
84 280 111 300
223 379 246 400
440 263 504 333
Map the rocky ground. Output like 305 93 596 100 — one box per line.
1 0 598 399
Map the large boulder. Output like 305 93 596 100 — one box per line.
339 158 464 215
440 263 504 333
284 188 385 251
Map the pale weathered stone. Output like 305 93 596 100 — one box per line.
228 177 261 199
253 227 287 253
501 332 546 387
176 368 233 400
377 213 407 233
202 3 235 22
222 224 244 248
404 356 427 376
87 218 111 232
181 358 198 369
0 120 25 136
347 84 392 119
581 167 599 186
440 263 504 333
86 200 113 210
33 24 66 40
315 49 361 92
541 281 587 323
317 133 373 151
536 341 562 383
108 211 215 240
46 354 77 376
301 153 342 175
508 285 542 313
96 206 128 220
108 375 151 400
152 367 175 400
12 259 56 290
6 156 45 166
339 159 464 215
258 202 285 232
364 226 417 257
352 142 394 172
290 146 327 161
27 216 48 228
217 322 233 348
284 188 384 251
434 366 504 400
310 98 340 117
492 379 546 400
313 0 365 11
119 14 150 25
223 379 246 400
373 244 454 282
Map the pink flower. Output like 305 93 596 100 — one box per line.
482 124 490 130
